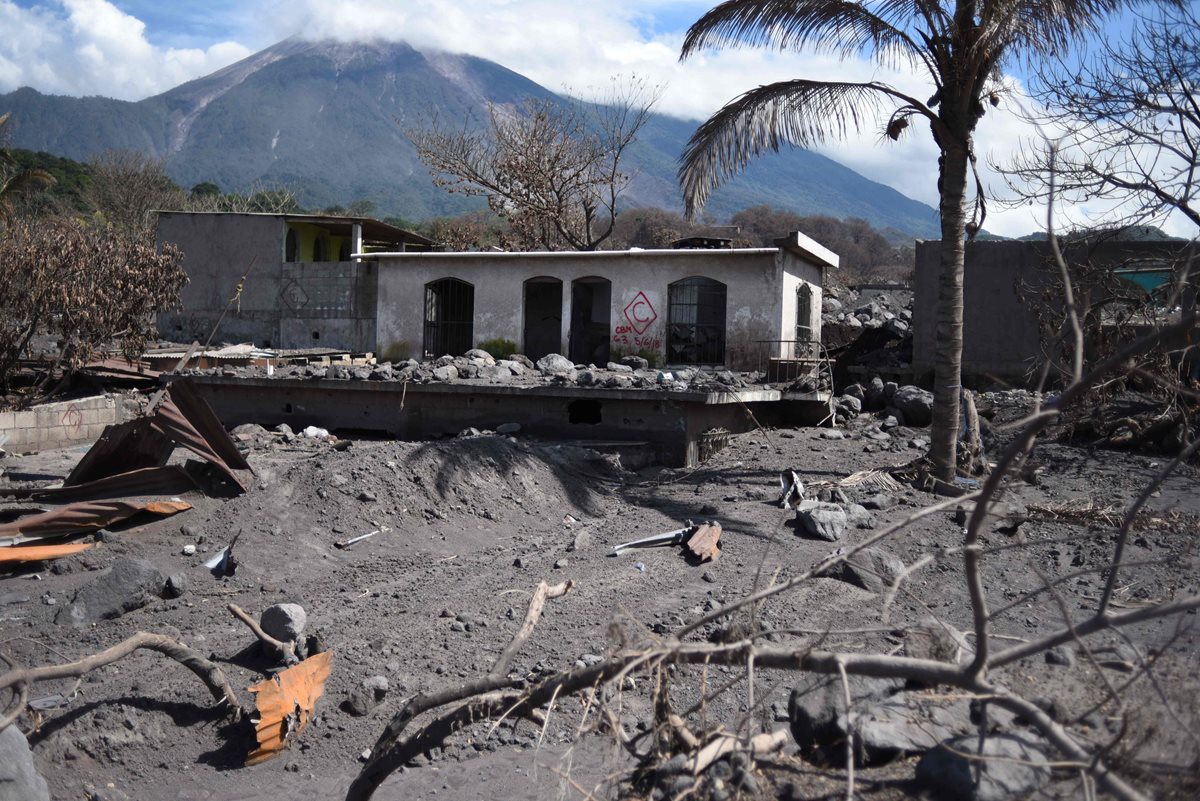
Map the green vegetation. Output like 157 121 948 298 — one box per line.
477 337 519 360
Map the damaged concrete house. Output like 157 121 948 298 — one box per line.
156 212 837 372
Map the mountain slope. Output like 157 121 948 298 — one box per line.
0 38 939 236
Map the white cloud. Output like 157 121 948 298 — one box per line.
0 0 251 100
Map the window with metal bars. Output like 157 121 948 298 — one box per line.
796 283 814 342
423 277 475 358
667 276 726 365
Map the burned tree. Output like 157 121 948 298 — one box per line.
407 79 660 251
1006 5 1200 232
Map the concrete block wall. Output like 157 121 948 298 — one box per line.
0 395 129 454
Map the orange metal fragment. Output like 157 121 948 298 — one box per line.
245 650 333 765
0 541 94 563
686 522 722 563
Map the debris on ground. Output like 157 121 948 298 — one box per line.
245 650 333 765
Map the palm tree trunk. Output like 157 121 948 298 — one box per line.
930 142 970 481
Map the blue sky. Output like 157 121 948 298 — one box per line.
0 0 1188 237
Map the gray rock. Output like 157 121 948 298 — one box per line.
865 377 887 410
844 315 863 328
1045 645 1075 667
497 359 525 376
883 381 898 402
917 734 1050 801
620 355 649 371
55 558 165 627
457 363 480 379
818 547 902 593
432 365 459 382
843 383 865 401
860 494 896 511
883 318 909 337
905 618 971 664
537 353 576 376
893 385 934 426
838 394 863 414
822 297 843 313
495 422 521 435
464 348 496 364
260 603 307 643
797 503 848 541
819 429 844 440
568 530 592 552
606 362 633 373
163 573 188 599
0 724 49 801
346 675 389 716
788 674 902 754
576 369 599 386
845 504 876 529
853 692 1011 762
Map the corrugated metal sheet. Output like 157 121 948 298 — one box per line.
0 500 192 546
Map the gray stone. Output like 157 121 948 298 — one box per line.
838 395 862 414
260 603 307 643
893 385 934 426
163 573 188 599
576 369 599 386
822 297 843 313
883 381 898 402
818 547 902 593
1045 645 1075 667
797 503 847 541
855 693 980 761
843 383 865 401
788 674 902 754
464 348 496 364
905 618 971 664
55 558 165 627
844 315 863 328
457 363 480 379
819 429 844 440
568 530 592 552
497 359 525 376
846 504 876 530
346 675 389 716
865 377 887 410
860 494 896 511
620 355 649 371
495 422 521 435
0 724 49 801
884 318 909 337
537 353 576 376
605 362 633 373
917 734 1050 801
432 365 459 382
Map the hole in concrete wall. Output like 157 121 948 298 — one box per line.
568 399 603 425
283 403 294 414
312 330 321 341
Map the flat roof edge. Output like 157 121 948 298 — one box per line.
354 247 781 260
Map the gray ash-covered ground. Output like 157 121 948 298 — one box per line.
2 390 1199 801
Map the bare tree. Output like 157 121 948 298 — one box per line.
0 216 187 396
407 78 661 251
1005 5 1200 232
85 150 187 234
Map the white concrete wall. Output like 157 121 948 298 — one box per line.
374 247 827 369
0 395 129 454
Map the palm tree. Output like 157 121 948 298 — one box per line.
678 0 1132 481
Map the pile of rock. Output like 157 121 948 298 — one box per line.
182 350 761 393
832 376 933 427
822 286 913 337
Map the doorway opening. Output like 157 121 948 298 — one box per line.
523 277 563 361
667 276 727 365
423 277 475 358
569 277 611 365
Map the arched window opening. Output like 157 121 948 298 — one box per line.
796 283 814 342
312 232 329 262
667 277 726 365
285 228 298 262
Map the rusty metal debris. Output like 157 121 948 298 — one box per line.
245 650 334 766
0 466 198 504
0 541 94 563
0 500 192 546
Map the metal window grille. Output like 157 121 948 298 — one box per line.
424 278 475 358
667 277 726 365
796 283 814 342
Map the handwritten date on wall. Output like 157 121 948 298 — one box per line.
613 291 662 350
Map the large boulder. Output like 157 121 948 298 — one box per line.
788 674 902 755
817 547 904 593
917 734 1050 801
852 692 1011 763
0 725 49 801
55 558 164 627
797 503 848 541
893 385 934 426
536 353 577 377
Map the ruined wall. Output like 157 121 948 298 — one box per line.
373 248 821 370
156 213 377 352
913 239 1193 382
0 395 131 454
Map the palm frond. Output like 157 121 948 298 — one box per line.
678 79 922 217
979 0 1126 63
680 0 928 67
1 169 55 196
